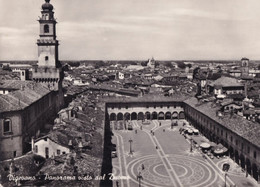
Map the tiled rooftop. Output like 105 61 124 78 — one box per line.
184 97 260 148
104 94 188 103
0 80 51 113
209 76 243 87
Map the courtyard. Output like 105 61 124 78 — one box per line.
110 120 259 187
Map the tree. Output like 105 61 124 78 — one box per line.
186 64 192 68
94 61 106 69
2 65 11 71
177 61 186 69
141 61 148 66
165 61 173 68
67 61 80 67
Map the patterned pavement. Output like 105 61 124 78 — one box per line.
110 120 257 187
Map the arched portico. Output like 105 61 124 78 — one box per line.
117 113 123 121
179 111 185 119
152 112 158 120
158 112 165 120
131 112 137 120
229 146 234 159
110 113 116 121
240 154 245 169
138 112 144 120
252 164 259 181
246 158 252 175
124 112 130 121
172 112 178 119
234 150 239 164
145 112 151 120
165 112 171 119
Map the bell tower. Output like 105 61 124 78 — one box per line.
33 0 62 91
38 0 58 67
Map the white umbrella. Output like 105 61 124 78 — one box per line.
200 142 211 149
214 148 224 155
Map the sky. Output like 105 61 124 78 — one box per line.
1 0 260 61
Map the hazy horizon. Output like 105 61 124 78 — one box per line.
1 0 260 61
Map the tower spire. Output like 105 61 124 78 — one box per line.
32 0 62 91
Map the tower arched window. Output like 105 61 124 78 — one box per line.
44 24 49 33
3 119 12 135
45 56 49 61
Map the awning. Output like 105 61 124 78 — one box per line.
214 148 224 155
209 142 217 147
193 129 199 133
200 142 211 149
187 129 193 134
222 147 228 153
217 143 224 149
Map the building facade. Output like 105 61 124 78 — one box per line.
105 97 260 182
184 97 260 182
0 0 64 161
0 81 60 160
106 100 185 121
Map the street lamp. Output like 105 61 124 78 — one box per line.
137 171 143 187
222 163 230 187
190 139 193 152
129 139 133 155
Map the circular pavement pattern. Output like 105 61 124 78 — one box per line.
127 154 218 187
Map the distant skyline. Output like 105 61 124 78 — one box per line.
1 0 260 61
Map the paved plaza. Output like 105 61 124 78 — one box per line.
110 120 259 187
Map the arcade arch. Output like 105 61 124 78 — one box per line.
137 112 144 120
110 113 116 121
158 112 164 120
252 164 259 181
124 112 130 121
131 112 137 120
179 111 185 119
145 112 151 120
172 112 178 119
152 112 158 120
117 113 123 121
165 112 171 120
246 158 251 175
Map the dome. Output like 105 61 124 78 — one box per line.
42 0 53 11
